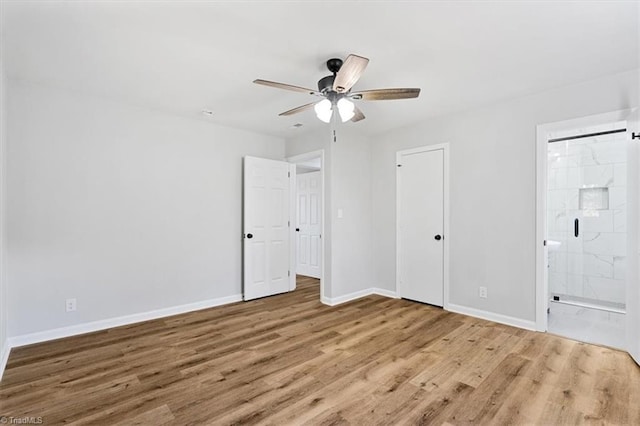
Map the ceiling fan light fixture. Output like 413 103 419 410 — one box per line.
314 99 333 123
254 53 421 126
337 98 355 122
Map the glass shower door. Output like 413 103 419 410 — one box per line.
547 125 628 312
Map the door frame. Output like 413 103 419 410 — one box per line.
295 170 322 279
534 109 635 332
286 150 326 301
396 143 450 308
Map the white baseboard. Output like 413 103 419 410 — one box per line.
0 341 10 382
446 303 537 331
372 288 399 298
8 294 243 349
321 287 398 306
321 288 373 306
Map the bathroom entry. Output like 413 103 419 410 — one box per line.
545 121 628 348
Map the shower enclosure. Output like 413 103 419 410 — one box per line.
546 121 628 348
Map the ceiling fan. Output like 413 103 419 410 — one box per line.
254 54 420 124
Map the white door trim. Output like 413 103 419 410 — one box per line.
396 143 450 309
535 109 635 332
288 163 297 292
286 150 326 302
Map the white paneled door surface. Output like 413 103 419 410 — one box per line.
296 171 322 278
243 156 295 301
397 147 445 306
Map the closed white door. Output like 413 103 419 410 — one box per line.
296 171 322 278
243 156 294 301
626 108 640 365
397 147 445 306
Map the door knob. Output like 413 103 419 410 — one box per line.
296 228 300 232
247 233 253 239
434 234 442 241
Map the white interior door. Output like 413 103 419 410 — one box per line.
243 156 294 301
626 108 640 365
397 147 445 306
296 171 322 278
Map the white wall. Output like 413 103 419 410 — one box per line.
372 69 640 323
330 127 373 298
286 125 373 301
7 81 284 337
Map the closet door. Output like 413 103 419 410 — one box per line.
397 147 445 306
296 171 322 278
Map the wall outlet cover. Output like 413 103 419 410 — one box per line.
66 298 77 312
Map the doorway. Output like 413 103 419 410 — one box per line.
287 150 325 301
396 144 450 307
536 110 639 354
295 165 322 279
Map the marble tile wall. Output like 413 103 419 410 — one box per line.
547 125 627 306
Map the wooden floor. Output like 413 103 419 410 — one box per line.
2 276 639 425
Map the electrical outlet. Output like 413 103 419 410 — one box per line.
66 298 77 312
479 287 488 299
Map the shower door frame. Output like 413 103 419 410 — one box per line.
535 108 637 334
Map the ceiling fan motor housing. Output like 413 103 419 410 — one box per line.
317 75 335 93
317 58 344 93
326 58 343 73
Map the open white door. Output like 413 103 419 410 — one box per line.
626 108 640 365
243 156 295 301
296 171 322 278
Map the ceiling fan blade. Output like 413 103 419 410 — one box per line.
333 54 369 93
254 79 318 95
351 88 421 101
279 102 318 116
351 106 365 122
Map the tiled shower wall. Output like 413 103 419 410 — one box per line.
547 124 627 307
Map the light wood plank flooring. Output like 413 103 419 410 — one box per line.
1 276 639 425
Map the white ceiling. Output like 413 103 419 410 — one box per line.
2 1 638 139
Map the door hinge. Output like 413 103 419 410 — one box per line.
288 171 291 177
543 240 547 246
288 220 290 227
633 132 640 140
288 270 291 277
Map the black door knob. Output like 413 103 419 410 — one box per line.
296 228 300 232
434 234 442 241
247 233 253 239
